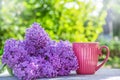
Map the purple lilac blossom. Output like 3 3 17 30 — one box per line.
2 23 78 80
56 41 78 76
43 40 78 76
2 39 27 68
13 56 45 80
25 23 50 49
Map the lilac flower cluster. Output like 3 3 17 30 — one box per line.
2 23 78 80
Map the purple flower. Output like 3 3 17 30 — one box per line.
25 23 51 49
2 39 27 68
2 23 78 80
56 40 78 76
13 56 44 80
41 61 57 78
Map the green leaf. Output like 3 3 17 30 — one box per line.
6 66 14 76
0 64 6 73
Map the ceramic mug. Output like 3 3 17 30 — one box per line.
73 42 110 74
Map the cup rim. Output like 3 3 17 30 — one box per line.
73 42 99 44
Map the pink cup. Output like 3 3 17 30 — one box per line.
73 42 110 74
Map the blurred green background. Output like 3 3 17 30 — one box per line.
0 0 120 69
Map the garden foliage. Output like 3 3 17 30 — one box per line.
0 0 106 55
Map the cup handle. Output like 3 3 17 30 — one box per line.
95 46 110 71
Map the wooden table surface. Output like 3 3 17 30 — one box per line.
0 68 120 80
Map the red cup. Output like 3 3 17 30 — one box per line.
73 42 110 74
